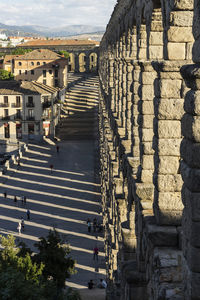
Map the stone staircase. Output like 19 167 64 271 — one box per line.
56 73 99 140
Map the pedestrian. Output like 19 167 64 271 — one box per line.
56 145 59 153
93 246 99 261
98 279 107 289
88 279 94 290
24 196 27 206
21 217 25 231
50 164 53 174
17 158 21 169
14 195 17 205
87 218 91 233
20 196 24 206
17 221 21 235
93 218 97 233
3 191 7 198
27 209 30 220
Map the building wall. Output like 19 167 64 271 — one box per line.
99 0 197 299
13 58 67 88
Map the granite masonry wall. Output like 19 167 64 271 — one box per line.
98 0 199 299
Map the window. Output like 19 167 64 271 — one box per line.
16 109 21 119
55 69 58 77
19 70 22 75
43 62 46 65
84 56 86 62
25 70 27 75
28 123 34 134
91 56 94 62
4 123 10 138
16 96 20 107
31 62 34 66
49 70 52 74
16 123 22 139
18 62 22 66
27 96 34 107
68 65 72 72
31 70 34 75
43 70 46 77
4 109 8 117
37 62 40 66
54 79 59 87
43 79 46 85
28 109 34 119
4 96 8 104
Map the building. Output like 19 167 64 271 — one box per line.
12 49 68 88
0 80 60 141
3 55 20 72
17 39 99 73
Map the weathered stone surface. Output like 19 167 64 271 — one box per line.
168 27 194 42
156 138 181 156
157 120 181 138
155 174 183 192
155 192 184 211
155 98 184 120
184 90 200 114
155 156 180 174
158 79 182 98
149 32 163 45
181 113 200 142
138 100 154 115
181 160 200 192
149 46 163 59
147 225 178 246
170 11 193 27
170 0 194 10
168 43 186 60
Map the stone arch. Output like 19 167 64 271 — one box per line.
68 52 75 72
89 52 97 72
79 52 86 72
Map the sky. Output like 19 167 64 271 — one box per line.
0 0 117 28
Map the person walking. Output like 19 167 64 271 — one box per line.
50 164 53 174
26 209 30 220
21 217 25 232
87 218 91 233
17 221 21 235
93 218 97 233
17 158 21 169
14 195 17 205
24 196 27 206
3 191 7 198
56 145 60 153
93 246 99 261
20 196 24 207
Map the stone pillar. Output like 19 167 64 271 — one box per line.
130 27 137 58
74 54 79 73
85 55 90 73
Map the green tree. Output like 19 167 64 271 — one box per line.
0 69 14 80
34 229 76 290
58 50 70 59
11 48 33 55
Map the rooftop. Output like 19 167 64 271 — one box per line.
14 49 65 60
0 80 59 95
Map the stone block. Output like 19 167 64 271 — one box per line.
141 128 154 142
135 183 154 200
155 174 183 192
149 46 163 59
154 207 183 225
181 138 200 168
141 170 153 183
187 246 200 272
168 27 193 42
158 79 182 98
149 32 163 45
155 192 183 211
160 72 183 80
186 42 193 60
170 11 193 27
147 225 178 246
182 114 200 143
138 115 154 128
143 142 154 155
138 100 154 115
142 155 154 170
157 120 181 139
170 0 194 10
138 48 147 60
184 90 200 115
156 138 181 156
142 72 156 85
181 160 200 192
168 43 186 60
139 84 155 100
182 186 200 222
155 156 180 174
155 98 184 120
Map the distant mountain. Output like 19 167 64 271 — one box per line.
0 23 105 38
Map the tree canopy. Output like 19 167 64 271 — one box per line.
0 230 79 300
11 48 33 55
58 51 70 59
0 69 14 80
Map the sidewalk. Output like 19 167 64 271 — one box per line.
0 139 105 297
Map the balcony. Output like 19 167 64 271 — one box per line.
42 101 51 109
26 103 34 108
26 116 35 121
12 103 21 108
2 116 10 120
0 103 9 107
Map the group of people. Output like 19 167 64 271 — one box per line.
4 191 27 207
88 279 107 290
87 218 103 234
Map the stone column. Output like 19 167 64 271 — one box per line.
74 54 79 73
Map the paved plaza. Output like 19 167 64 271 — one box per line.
0 139 106 296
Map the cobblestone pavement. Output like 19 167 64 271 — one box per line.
0 139 106 295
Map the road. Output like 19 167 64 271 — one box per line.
0 139 106 296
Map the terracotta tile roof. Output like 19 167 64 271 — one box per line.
0 80 58 95
4 55 21 64
15 49 64 60
19 39 100 47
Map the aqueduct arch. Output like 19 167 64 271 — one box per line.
99 0 197 299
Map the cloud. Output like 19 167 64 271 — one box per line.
0 0 116 27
